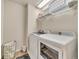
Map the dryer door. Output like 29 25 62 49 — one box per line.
38 40 63 59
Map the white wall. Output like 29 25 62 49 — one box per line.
2 0 25 51
26 4 40 49
1 0 4 45
27 4 40 35
37 9 77 33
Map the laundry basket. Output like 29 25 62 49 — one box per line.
3 41 17 59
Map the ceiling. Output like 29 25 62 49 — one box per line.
8 0 42 6
28 0 42 6
9 0 28 5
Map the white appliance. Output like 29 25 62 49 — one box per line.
28 32 76 59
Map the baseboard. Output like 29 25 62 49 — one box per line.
16 49 21 52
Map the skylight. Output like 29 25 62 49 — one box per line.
37 0 51 8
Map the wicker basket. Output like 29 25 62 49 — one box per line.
3 41 17 59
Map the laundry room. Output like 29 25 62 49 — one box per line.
1 0 78 59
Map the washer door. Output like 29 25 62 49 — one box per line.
38 40 63 59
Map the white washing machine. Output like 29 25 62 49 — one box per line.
28 32 77 59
